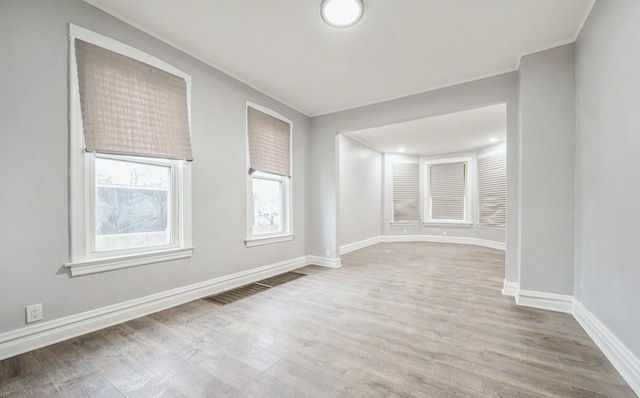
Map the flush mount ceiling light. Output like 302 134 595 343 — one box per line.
321 0 364 28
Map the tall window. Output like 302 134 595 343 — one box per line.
392 160 420 223
478 152 506 228
246 104 293 246
424 159 471 223
67 25 194 276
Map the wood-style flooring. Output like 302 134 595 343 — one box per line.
0 242 635 397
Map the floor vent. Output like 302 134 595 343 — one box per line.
255 271 306 287
203 272 305 305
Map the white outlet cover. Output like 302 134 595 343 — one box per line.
26 303 43 323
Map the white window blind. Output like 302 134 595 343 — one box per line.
478 153 506 228
430 162 466 220
392 161 420 222
247 107 291 177
75 39 193 161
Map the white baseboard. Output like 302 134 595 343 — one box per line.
502 279 519 296
573 302 640 396
381 235 506 250
306 255 342 269
338 235 505 256
339 236 382 255
510 290 639 395
0 255 331 361
515 289 574 313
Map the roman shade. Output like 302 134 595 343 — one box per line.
430 162 466 220
75 39 193 161
392 161 420 222
478 153 506 227
247 106 291 177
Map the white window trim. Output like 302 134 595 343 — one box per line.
244 102 294 247
66 24 194 276
423 157 473 225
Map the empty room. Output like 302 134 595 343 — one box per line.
1 0 639 397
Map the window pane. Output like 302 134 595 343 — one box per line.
430 162 466 221
392 161 420 222
252 177 283 235
478 153 506 228
95 158 171 252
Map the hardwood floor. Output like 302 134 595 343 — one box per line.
0 242 635 397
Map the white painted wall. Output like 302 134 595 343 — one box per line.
338 135 382 247
0 0 309 335
518 44 575 295
575 0 640 358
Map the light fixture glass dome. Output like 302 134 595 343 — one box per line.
321 0 364 28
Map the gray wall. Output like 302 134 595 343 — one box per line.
0 0 309 335
338 135 382 247
310 73 520 281
575 0 640 357
518 44 575 294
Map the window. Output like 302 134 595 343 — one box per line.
391 160 420 223
66 25 194 276
245 104 293 246
94 156 172 252
424 158 471 224
251 172 285 235
478 152 506 228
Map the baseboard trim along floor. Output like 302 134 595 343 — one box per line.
339 235 506 256
573 301 640 396
0 254 339 361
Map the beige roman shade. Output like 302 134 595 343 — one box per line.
430 162 466 220
392 161 420 222
478 153 506 227
75 39 193 161
247 106 291 177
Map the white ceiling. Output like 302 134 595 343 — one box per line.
345 103 506 155
85 0 594 117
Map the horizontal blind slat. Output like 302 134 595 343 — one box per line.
478 153 506 227
430 162 465 220
392 161 420 222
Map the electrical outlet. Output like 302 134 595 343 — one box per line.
403 229 407 235
26 303 43 323
325 249 331 257
442 231 447 236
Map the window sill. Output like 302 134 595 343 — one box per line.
423 222 473 228
245 234 294 247
477 225 506 230
65 246 195 277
